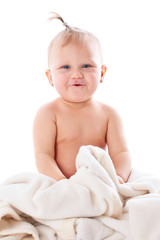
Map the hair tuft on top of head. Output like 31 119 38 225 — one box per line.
48 12 69 29
47 12 103 67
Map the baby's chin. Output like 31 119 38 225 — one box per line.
62 96 93 105
66 91 96 103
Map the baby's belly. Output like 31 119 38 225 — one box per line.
56 150 77 178
55 141 106 178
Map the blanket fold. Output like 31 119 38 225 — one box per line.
0 145 160 240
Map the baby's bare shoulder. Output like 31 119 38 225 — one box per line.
96 101 122 125
34 99 60 122
99 102 123 128
96 101 117 114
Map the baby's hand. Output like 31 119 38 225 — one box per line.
117 175 125 184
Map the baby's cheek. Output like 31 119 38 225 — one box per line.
54 75 66 87
90 74 100 86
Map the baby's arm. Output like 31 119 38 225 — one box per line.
106 108 132 183
33 105 66 181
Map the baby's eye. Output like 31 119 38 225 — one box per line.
82 64 91 68
62 65 70 69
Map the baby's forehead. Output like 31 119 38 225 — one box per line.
50 41 102 66
48 30 103 67
57 42 99 59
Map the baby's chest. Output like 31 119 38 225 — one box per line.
56 115 107 144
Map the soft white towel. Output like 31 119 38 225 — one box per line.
0 145 160 240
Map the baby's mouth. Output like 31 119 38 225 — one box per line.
68 81 86 87
73 83 82 86
71 83 86 87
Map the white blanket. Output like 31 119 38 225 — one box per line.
0 145 160 240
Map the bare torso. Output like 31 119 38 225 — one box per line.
53 98 108 178
33 97 131 182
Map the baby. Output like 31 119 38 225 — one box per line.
33 13 132 184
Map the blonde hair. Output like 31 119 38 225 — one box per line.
47 12 103 67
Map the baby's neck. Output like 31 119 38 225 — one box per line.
60 97 94 110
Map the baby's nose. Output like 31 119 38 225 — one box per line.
71 70 84 79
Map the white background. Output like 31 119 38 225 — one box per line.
0 0 160 182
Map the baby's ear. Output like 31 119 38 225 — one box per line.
45 69 54 86
100 65 107 83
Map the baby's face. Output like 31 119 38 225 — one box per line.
48 41 106 103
